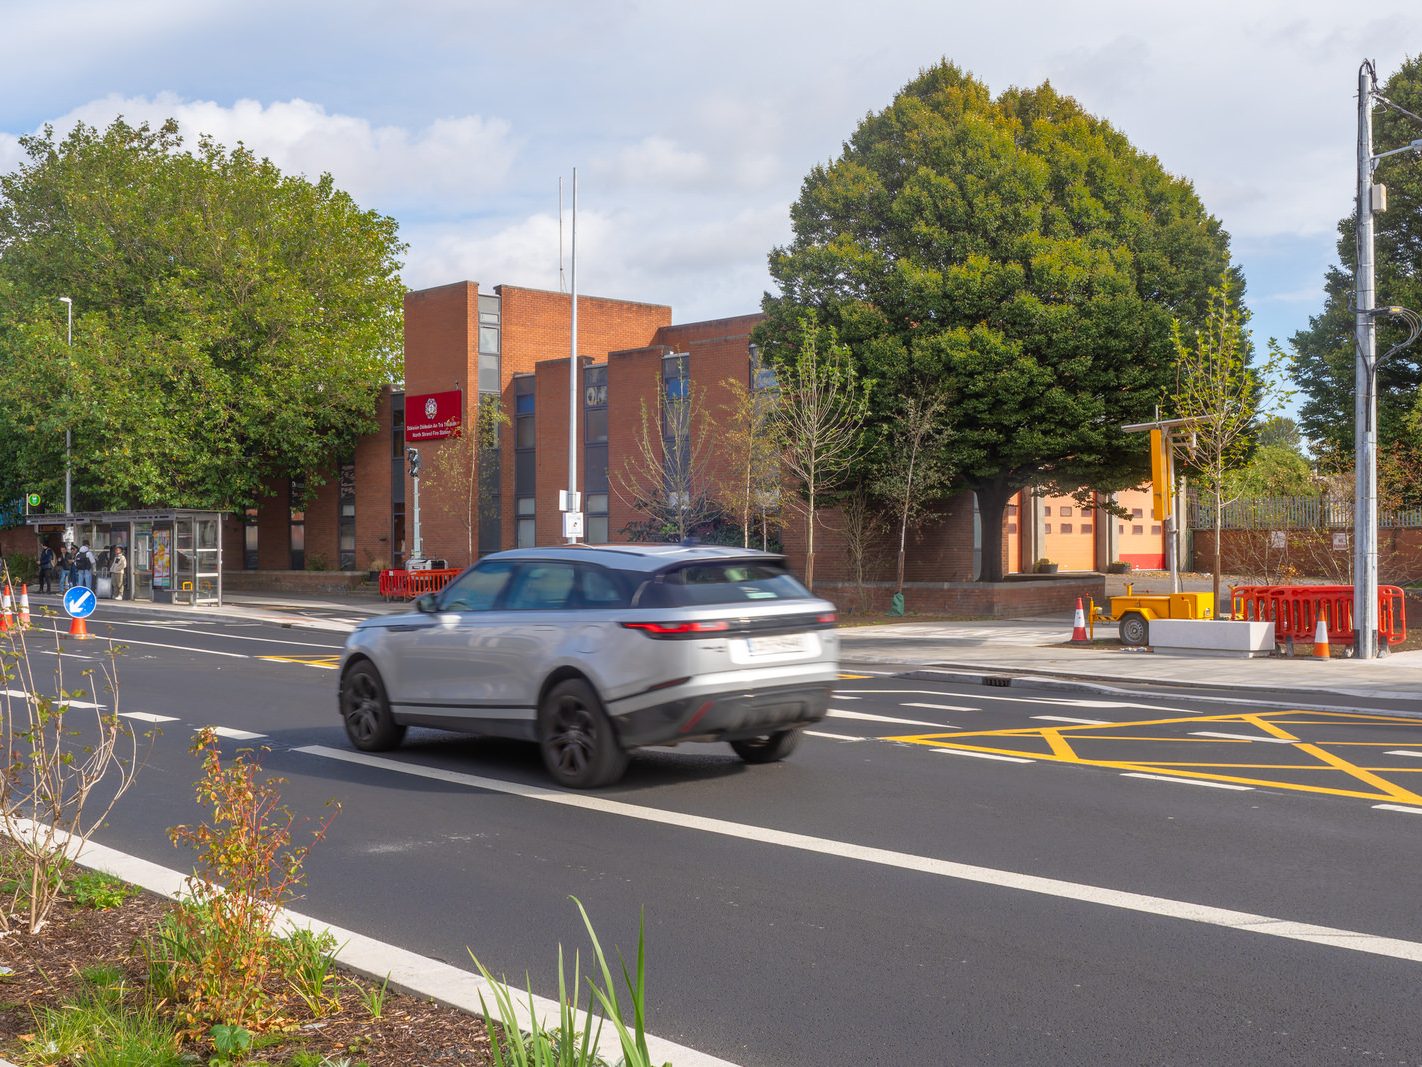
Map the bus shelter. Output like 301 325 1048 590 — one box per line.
26 510 224 606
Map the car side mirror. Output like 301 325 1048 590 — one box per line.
414 593 438 614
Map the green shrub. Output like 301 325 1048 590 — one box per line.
3 553 37 586
68 870 139 910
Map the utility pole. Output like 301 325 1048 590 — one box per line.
1354 61 1379 660
59 296 73 515
562 167 583 543
407 447 423 562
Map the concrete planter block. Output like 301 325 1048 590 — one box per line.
1149 619 1276 658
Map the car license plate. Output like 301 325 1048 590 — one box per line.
746 633 809 656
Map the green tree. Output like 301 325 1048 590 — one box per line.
759 62 1237 580
0 118 405 512
1293 57 1422 502
1223 445 1315 499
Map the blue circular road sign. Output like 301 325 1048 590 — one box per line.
63 587 97 619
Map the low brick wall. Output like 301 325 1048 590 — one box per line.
816 575 1104 619
221 570 372 595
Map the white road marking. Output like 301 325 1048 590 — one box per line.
1374 804 1422 815
804 731 865 742
933 749 1033 763
208 727 266 741
1190 732 1296 745
1122 772 1254 791
30 627 250 659
1032 715 1111 725
1384 750 1422 759
2 689 105 709
828 694 861 700
294 744 1422 966
86 618 344 649
121 712 179 723
827 708 951 729
901 702 976 712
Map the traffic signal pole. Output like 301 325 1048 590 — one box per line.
407 447 423 561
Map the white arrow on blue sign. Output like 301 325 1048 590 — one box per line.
63 587 97 619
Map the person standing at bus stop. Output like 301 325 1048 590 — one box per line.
110 545 127 600
38 542 56 595
75 542 95 591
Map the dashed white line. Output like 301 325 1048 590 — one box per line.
208 727 266 741
1032 715 1110 725
1121 772 1253 791
827 709 951 729
1190 732 1296 745
1384 750 1422 759
902 702 976 712
804 731 865 742
828 694 862 700
294 744 1422 966
122 712 179 723
2 689 105 709
933 749 1034 763
1373 804 1422 815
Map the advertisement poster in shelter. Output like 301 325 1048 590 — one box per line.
153 529 171 589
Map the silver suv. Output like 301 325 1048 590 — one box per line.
338 545 839 787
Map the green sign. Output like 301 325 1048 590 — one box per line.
25 493 40 508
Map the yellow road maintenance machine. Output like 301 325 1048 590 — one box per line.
1089 585 1215 646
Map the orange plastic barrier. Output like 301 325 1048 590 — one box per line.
1230 584 1406 648
378 568 460 600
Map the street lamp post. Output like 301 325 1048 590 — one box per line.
1353 60 1422 658
59 296 72 515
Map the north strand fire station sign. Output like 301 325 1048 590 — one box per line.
404 389 463 442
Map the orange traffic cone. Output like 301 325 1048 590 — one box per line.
1312 616 1330 660
0 584 12 634
17 585 31 629
1070 597 1090 643
68 614 90 640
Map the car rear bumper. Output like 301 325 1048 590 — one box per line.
613 681 832 748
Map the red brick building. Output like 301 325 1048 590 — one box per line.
214 279 1117 614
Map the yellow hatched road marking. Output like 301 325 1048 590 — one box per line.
887 708 1422 806
258 654 341 670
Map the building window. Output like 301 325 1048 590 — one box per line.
478 393 502 557
1060 523 1072 534
243 508 259 570
1007 504 1018 517
478 293 501 393
1151 524 1161 535
1043 506 1053 516
338 460 356 570
1044 523 1052 534
1131 508 1144 518
1007 523 1018 535
514 376 536 547
1082 523 1092 534
1132 525 1144 536
517 496 535 548
586 492 608 544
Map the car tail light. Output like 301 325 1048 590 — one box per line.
620 619 732 638
817 612 837 625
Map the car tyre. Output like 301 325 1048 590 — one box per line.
341 661 406 752
730 729 801 764
538 678 629 789
1119 612 1149 647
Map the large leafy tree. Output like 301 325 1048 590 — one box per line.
759 62 1237 580
1294 57 1422 504
0 118 405 512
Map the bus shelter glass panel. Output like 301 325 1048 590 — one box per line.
132 522 154 601
195 517 221 604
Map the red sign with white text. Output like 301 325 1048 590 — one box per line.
405 389 463 442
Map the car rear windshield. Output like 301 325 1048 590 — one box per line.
636 561 812 607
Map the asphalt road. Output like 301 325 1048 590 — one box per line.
15 604 1422 1067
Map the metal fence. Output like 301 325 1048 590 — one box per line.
1186 495 1422 530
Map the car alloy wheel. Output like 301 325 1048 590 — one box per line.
340 662 405 752
730 729 801 764
538 679 629 789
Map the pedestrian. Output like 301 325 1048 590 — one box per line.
38 542 55 595
109 545 127 601
61 543 77 592
75 542 95 591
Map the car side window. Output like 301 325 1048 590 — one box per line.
438 560 514 612
504 562 577 611
579 565 627 608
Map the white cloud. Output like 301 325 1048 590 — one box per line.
36 94 518 215
594 136 709 186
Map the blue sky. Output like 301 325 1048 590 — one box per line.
1 0 1418 393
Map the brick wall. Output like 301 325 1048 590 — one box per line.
354 387 396 571
814 576 1104 618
